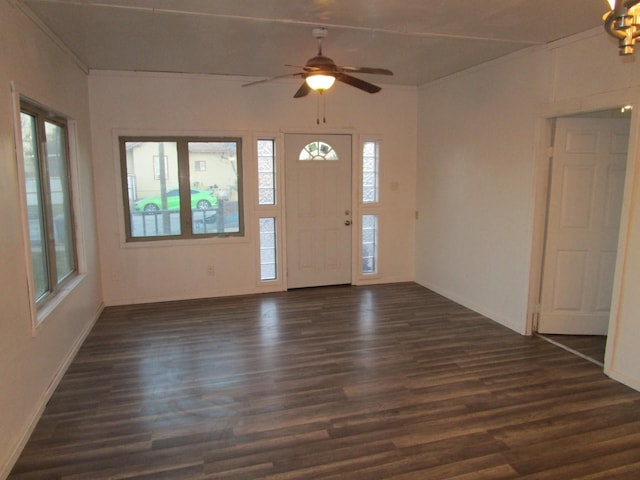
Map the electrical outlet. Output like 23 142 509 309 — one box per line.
207 265 215 276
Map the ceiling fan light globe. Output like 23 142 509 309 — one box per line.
306 74 336 91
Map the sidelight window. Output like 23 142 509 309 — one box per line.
362 141 379 203
361 140 381 275
258 139 276 205
259 217 277 280
362 214 378 274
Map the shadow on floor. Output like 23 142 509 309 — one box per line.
537 334 607 366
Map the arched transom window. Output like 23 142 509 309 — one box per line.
299 141 339 161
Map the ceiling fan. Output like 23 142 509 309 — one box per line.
243 28 393 97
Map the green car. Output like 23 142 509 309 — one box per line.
134 188 217 211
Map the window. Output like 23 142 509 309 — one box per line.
153 155 170 179
257 139 276 205
361 140 381 275
257 139 279 283
259 218 277 280
120 137 243 240
362 215 378 274
20 101 76 306
362 141 379 203
299 141 338 161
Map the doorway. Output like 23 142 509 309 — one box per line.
536 109 631 364
284 134 352 289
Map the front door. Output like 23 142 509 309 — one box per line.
285 134 352 288
538 116 629 334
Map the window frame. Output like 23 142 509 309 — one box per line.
361 214 379 275
258 217 278 281
255 136 283 285
257 138 277 206
362 140 380 204
119 136 245 242
19 100 78 308
359 138 383 279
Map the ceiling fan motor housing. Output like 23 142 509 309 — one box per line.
305 55 337 74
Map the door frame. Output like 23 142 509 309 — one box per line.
280 128 360 289
527 94 640 375
537 115 630 335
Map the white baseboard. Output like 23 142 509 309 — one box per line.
605 367 640 393
1 303 104 480
105 286 273 306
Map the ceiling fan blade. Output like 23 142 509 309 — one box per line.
242 72 303 87
336 73 382 94
293 81 311 98
339 66 393 76
286 64 326 74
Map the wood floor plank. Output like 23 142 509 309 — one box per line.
8 283 640 479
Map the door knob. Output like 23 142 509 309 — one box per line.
345 220 352 226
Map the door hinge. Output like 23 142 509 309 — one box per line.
532 303 541 331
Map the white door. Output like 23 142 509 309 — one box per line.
285 134 352 288
538 117 629 334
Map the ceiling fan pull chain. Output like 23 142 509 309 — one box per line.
316 94 320 125
322 93 327 124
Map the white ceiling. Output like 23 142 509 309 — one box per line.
18 0 612 87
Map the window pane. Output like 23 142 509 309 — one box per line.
189 142 239 235
299 141 338 161
258 139 273 157
362 141 379 203
258 139 276 205
21 112 49 300
21 103 77 308
362 214 378 274
125 142 181 237
121 137 244 241
45 121 75 281
260 217 277 280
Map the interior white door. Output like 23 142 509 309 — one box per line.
285 134 352 289
538 117 629 334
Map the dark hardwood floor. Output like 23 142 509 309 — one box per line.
537 334 607 365
9 283 640 479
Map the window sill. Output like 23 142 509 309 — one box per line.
33 274 86 335
119 234 250 249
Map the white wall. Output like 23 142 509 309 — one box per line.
0 2 102 477
416 28 640 390
89 71 417 305
415 46 551 333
